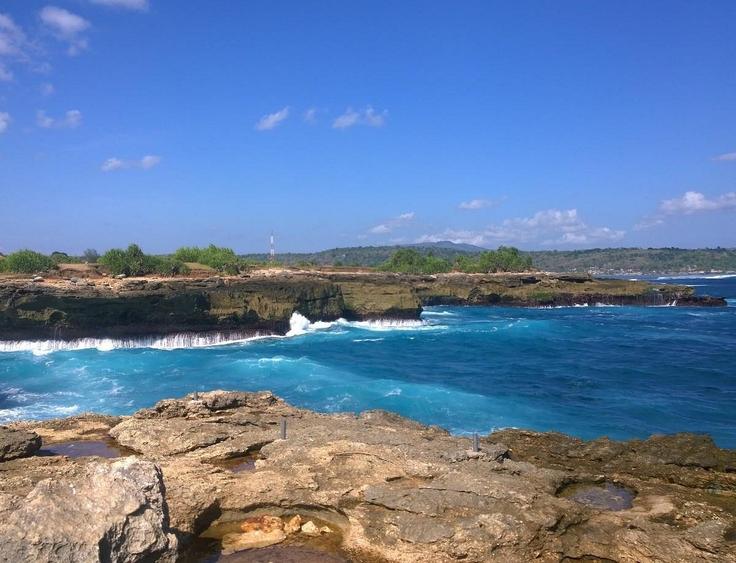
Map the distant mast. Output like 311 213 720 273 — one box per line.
269 232 275 263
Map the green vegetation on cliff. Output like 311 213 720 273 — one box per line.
454 246 532 273
99 244 188 277
379 246 531 274
378 249 453 274
0 250 55 273
172 245 242 274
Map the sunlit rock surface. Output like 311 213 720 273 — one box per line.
1 390 734 562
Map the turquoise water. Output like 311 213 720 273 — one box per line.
1 276 735 447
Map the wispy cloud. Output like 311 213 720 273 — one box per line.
40 82 55 96
40 6 90 56
369 211 415 235
0 112 10 134
255 106 290 131
89 0 149 10
36 109 82 129
712 152 736 162
101 154 162 172
458 198 500 210
333 106 387 129
303 107 318 124
0 12 32 81
416 209 624 247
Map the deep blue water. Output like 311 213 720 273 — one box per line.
1 276 735 447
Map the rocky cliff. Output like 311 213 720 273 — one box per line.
2 391 734 562
0 271 725 340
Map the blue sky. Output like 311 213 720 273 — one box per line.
1 0 735 254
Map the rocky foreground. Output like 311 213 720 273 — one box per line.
1 391 734 562
0 271 725 340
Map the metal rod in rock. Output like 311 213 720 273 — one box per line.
280 417 287 440
472 432 480 452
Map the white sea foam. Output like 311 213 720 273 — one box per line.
0 331 273 355
0 311 439 354
421 310 457 317
285 311 436 336
656 274 736 280
0 403 79 422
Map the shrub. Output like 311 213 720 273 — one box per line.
453 246 532 273
0 250 55 273
151 256 189 276
99 244 187 277
50 251 73 265
379 249 452 274
173 244 241 273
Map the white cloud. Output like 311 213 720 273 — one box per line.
37 109 82 129
369 211 415 235
0 13 32 80
255 106 290 131
40 6 90 56
458 198 498 210
140 154 161 169
303 107 318 123
40 82 55 96
101 157 125 172
659 191 736 215
333 106 387 129
89 0 149 10
712 152 736 162
101 154 162 172
415 208 624 247
0 112 10 134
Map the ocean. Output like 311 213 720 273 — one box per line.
1 275 735 447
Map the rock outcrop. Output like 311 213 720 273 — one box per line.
0 271 723 341
0 457 178 563
3 391 734 562
0 427 41 462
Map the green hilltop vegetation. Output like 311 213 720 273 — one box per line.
525 247 736 273
2 242 735 276
243 243 736 274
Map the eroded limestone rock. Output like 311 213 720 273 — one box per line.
0 458 177 563
0 427 41 462
2 391 734 563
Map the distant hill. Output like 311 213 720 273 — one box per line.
526 247 736 274
242 244 736 273
241 241 483 267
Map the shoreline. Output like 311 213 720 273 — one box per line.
0 270 727 342
2 390 734 562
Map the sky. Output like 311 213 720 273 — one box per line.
1 0 735 254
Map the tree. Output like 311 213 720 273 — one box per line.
83 249 99 263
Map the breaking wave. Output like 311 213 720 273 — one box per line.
0 331 273 356
656 274 736 280
0 312 436 354
286 311 432 336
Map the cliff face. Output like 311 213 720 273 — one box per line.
0 271 725 340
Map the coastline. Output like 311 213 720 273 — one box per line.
0 270 726 342
2 390 734 562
